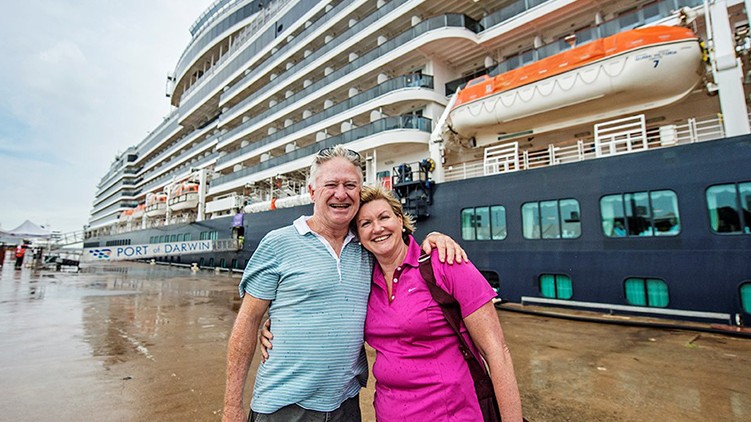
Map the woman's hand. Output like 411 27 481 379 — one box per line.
259 318 273 363
464 302 524 422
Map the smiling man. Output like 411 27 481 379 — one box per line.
223 145 464 422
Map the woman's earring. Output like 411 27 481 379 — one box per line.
402 227 406 232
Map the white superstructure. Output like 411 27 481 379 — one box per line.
86 0 751 240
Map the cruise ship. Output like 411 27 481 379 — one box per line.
86 0 751 326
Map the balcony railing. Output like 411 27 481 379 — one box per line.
212 115 432 186
218 74 434 164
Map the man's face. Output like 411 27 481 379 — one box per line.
309 157 361 228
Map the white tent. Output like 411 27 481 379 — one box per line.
0 220 52 239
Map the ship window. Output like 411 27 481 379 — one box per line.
560 199 581 238
199 257 205 267
219 258 226 268
462 209 474 240
642 2 661 24
184 233 192 241
208 258 215 267
523 199 580 239
624 277 669 307
461 206 507 240
741 283 751 314
479 270 501 295
232 259 239 269
476 207 491 240
170 234 177 242
539 274 573 299
707 182 751 234
522 203 541 239
601 190 680 237
177 234 184 242
491 206 507 239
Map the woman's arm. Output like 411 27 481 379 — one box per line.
464 302 524 422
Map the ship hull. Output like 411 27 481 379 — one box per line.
87 134 751 323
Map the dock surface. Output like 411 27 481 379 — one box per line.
1 262 749 421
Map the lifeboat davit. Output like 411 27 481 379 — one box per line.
446 26 704 142
168 182 200 211
145 192 167 217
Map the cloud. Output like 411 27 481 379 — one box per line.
0 0 208 233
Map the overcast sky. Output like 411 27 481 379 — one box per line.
0 0 209 234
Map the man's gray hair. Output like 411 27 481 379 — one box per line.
308 145 363 188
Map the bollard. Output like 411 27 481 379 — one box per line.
191 263 199 273
150 259 156 265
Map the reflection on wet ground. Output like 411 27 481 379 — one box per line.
1 260 750 421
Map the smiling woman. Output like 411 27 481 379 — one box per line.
355 185 524 422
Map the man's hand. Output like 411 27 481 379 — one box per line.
222 403 247 422
223 295 269 422
421 232 467 264
259 318 273 363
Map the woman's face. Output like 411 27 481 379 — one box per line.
355 199 404 257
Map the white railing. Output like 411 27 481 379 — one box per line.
483 142 520 174
50 230 85 249
594 115 647 157
444 161 485 181
444 113 734 182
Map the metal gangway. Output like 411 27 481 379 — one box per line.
50 230 85 250
39 230 86 270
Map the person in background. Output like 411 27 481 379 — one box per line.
613 221 626 237
15 244 27 269
223 145 465 422
354 184 523 421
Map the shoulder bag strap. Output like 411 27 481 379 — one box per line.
418 254 502 421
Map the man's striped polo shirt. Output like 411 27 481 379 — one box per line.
239 216 372 413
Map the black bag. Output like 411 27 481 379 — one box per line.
418 255 502 422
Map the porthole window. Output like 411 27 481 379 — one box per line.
624 277 669 307
479 270 501 294
740 283 751 314
539 274 573 299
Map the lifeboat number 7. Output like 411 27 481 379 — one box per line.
653 59 660 68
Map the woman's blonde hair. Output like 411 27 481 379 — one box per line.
358 184 415 234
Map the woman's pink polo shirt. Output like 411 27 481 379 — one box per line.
364 235 498 421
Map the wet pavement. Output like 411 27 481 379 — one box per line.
1 260 750 421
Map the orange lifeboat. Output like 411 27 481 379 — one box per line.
168 182 200 211
447 26 704 142
119 208 134 222
132 203 146 219
145 192 168 217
